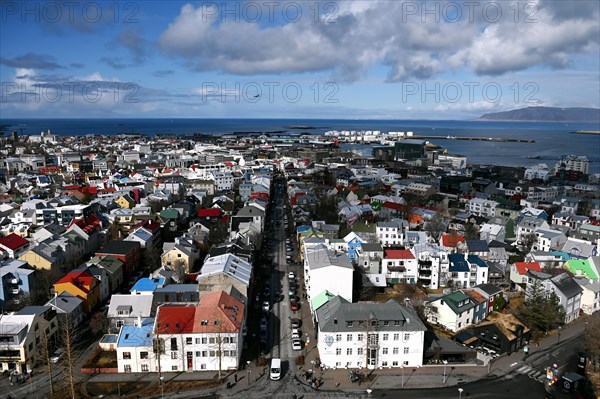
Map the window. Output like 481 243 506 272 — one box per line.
382 348 388 355
383 321 389 326
346 348 352 355
336 348 342 355
392 361 399 366
140 352 148 359
202 351 208 357
404 347 409 354
393 348 399 354
123 352 131 360
357 334 364 342
209 337 216 344
393 333 400 341
171 338 178 351
394 320 400 326
357 348 364 355
202 338 207 344
346 321 353 327
231 336 236 343
336 334 342 342
383 334 389 341
171 352 178 359
141 364 149 372
230 350 237 357
382 361 388 366
347 334 353 342
186 337 192 345
172 366 178 371
196 351 201 357
124 365 131 373
195 338 201 344
404 333 410 341
210 350 216 357
223 350 229 357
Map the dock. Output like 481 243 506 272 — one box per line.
409 135 535 143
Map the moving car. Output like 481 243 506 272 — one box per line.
290 301 300 311
50 348 64 364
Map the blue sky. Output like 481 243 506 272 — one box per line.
1 0 599 119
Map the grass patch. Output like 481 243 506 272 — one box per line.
85 379 222 398
84 350 118 369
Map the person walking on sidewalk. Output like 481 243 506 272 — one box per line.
523 343 529 360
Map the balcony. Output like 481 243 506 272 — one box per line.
419 260 432 269
387 265 406 272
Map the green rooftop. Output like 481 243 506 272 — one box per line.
311 290 335 311
564 259 598 280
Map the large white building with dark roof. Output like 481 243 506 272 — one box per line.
315 296 425 369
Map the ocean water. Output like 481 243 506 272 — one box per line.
1 118 599 172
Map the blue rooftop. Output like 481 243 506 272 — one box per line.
117 324 154 347
549 251 571 261
449 253 470 272
467 255 488 268
130 277 165 293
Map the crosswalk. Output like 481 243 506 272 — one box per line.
515 364 546 383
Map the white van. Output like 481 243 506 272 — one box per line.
270 358 281 380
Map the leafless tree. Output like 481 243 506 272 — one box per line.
38 322 55 396
58 315 81 399
424 213 447 244
585 314 600 370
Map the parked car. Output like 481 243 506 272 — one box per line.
50 348 64 364
262 300 270 312
260 316 268 330
288 272 295 279
292 339 303 351
290 318 302 328
290 301 300 311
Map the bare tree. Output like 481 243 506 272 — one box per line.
424 213 447 244
172 259 188 283
59 315 81 399
38 322 55 396
585 314 600 371
521 232 538 254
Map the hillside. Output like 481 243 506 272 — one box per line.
479 106 600 122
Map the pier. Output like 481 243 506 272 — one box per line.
408 135 535 143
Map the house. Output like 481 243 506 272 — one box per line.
468 198 498 217
107 294 154 332
131 277 166 295
87 255 125 293
197 254 252 303
304 244 353 308
343 232 365 262
479 223 506 243
116 194 136 209
426 291 475 332
356 243 383 274
525 271 583 324
464 289 489 324
151 292 245 373
561 238 598 259
448 254 488 289
44 292 85 328
563 259 598 280
116 320 156 372
66 214 103 253
315 295 426 369
441 233 465 253
19 242 65 271
473 283 504 314
0 306 58 374
188 290 245 371
510 262 542 290
77 264 111 303
96 240 141 277
161 235 200 277
154 284 200 305
376 220 406 247
0 259 35 306
469 312 530 355
466 240 490 260
412 243 449 290
576 279 600 315
53 270 101 313
0 234 30 259
382 249 418 285
125 220 162 251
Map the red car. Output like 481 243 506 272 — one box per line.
290 301 300 311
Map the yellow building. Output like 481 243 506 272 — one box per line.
53 270 100 313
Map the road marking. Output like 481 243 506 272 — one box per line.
516 365 529 373
510 362 519 367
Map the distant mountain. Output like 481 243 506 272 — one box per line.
478 106 600 122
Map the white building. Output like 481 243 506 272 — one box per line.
376 220 406 247
468 198 498 217
304 244 353 309
524 164 551 181
315 296 425 369
576 279 600 315
381 249 418 285
554 156 589 175
426 290 475 332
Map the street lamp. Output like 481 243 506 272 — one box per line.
458 387 464 399
400 365 404 387
442 360 448 384
247 360 251 386
159 376 164 399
